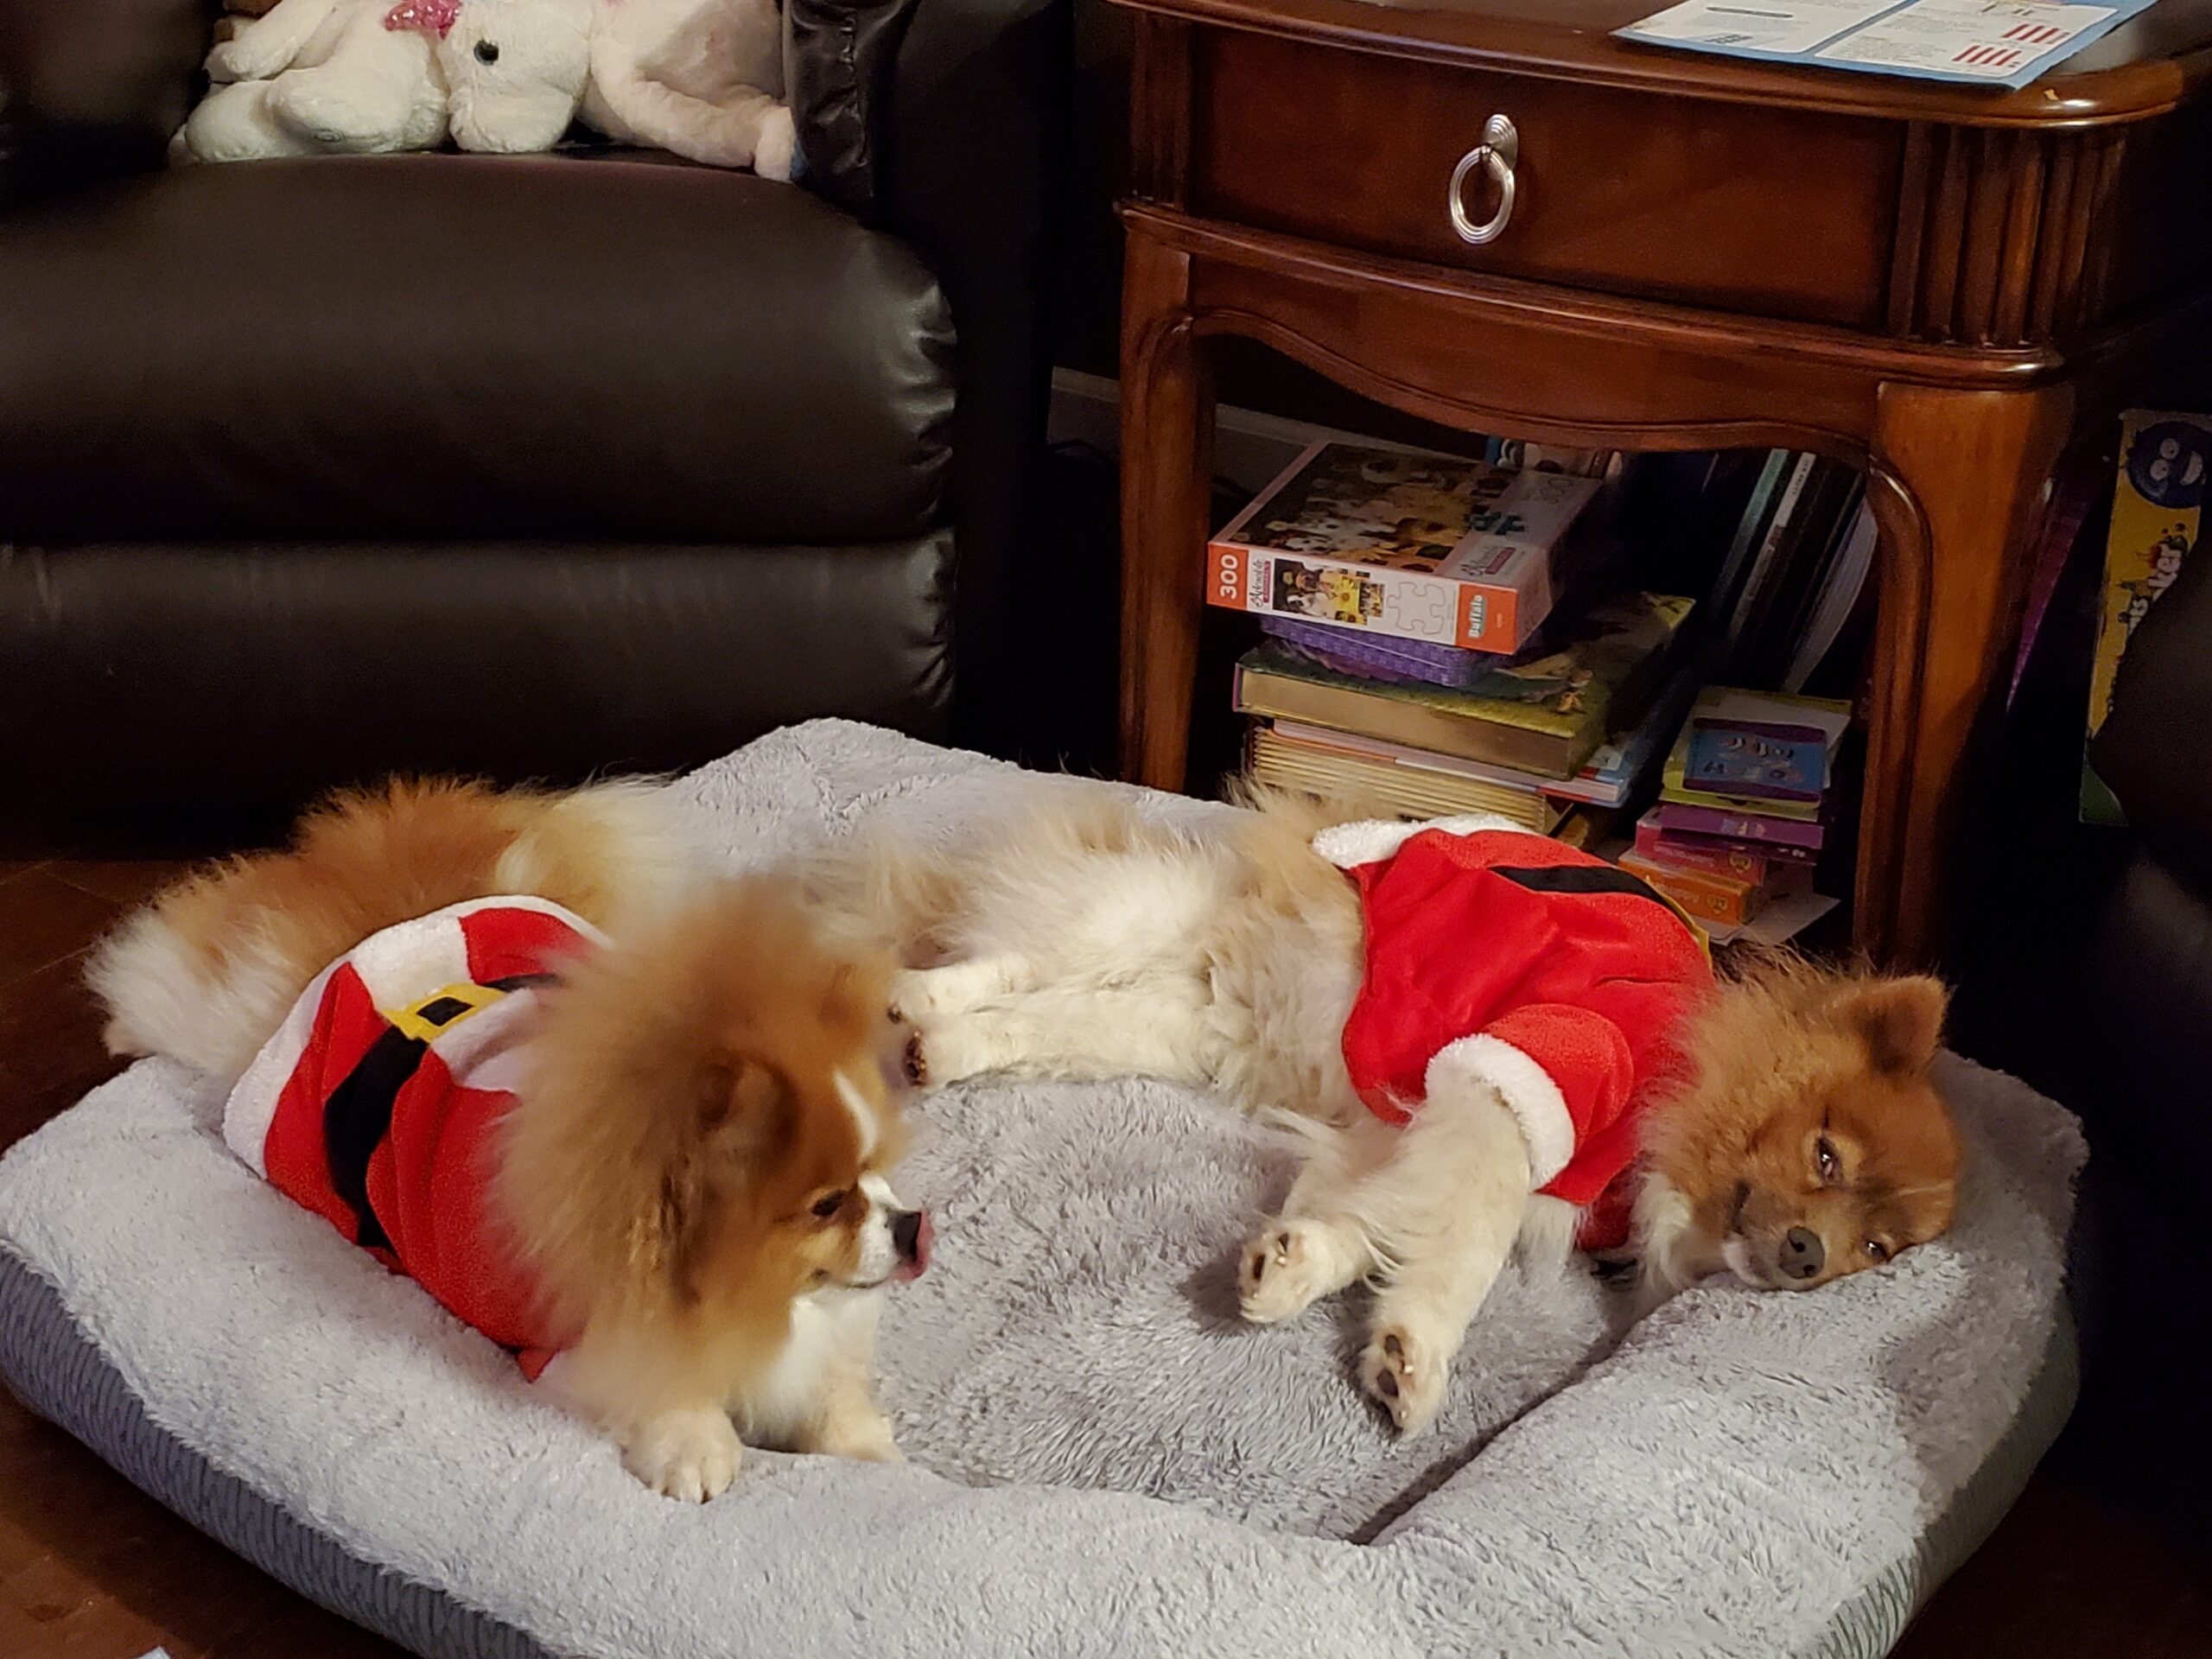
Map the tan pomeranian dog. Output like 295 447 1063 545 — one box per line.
89 779 930 1501
813 788 1959 1435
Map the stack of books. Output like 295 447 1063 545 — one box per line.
1213 437 1701 835
1622 686 1850 942
1236 592 1696 832
1210 433 1887 945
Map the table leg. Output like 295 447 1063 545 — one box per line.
1117 233 1215 791
1863 381 2074 968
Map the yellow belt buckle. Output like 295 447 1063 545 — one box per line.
385 981 505 1043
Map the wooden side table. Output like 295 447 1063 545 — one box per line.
1109 0 2212 966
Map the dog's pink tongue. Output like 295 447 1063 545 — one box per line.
896 1211 934 1281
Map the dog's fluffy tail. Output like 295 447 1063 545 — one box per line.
87 776 701 1081
797 827 969 965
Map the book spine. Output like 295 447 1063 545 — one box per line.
1634 821 1774 882
1619 853 1764 925
1722 452 1816 658
1650 801 1827 849
1637 821 1820 868
1705 449 1789 628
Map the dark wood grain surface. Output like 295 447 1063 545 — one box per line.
1119 0 2212 123
1189 30 1910 327
1111 0 2212 964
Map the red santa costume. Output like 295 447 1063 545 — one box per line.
222 896 603 1376
1314 815 1713 1250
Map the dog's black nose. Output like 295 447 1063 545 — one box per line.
1782 1226 1825 1280
892 1208 931 1268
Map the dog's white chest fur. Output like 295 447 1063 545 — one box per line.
740 1288 879 1440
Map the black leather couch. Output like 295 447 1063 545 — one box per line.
2088 549 2212 1190
0 0 1066 831
2069 543 2212 1502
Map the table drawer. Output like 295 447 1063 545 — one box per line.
1188 30 1905 330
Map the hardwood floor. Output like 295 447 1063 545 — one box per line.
0 859 2204 1658
0 860 401 1659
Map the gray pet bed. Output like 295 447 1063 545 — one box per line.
0 721 2083 1659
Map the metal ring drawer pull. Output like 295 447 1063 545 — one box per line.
1447 114 1519 245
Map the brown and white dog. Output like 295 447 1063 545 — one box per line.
813 786 1961 1434
90 778 928 1500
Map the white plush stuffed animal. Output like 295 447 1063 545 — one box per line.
176 0 590 162
441 0 594 151
583 0 796 179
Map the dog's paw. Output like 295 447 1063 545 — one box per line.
753 105 798 181
887 968 959 1025
1238 1220 1338 1325
1358 1325 1446 1436
808 1407 904 1463
899 1026 933 1090
899 1016 993 1088
624 1408 743 1502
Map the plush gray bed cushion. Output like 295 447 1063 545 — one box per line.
0 719 2086 1659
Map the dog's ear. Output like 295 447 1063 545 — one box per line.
692 1053 791 1153
650 1054 792 1301
817 952 893 1037
1835 975 1948 1076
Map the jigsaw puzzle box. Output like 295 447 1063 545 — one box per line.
1207 441 1602 652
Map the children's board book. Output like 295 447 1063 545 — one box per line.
1618 849 1787 929
1636 812 1820 873
1660 687 1852 823
1233 592 1693 779
1246 724 1567 834
2082 410 2212 824
1210 441 1602 653
1250 660 1694 811
1617 0 2158 91
1651 800 1829 851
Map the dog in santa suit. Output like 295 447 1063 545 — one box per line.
222 897 598 1377
1329 816 1712 1255
827 789 1961 1435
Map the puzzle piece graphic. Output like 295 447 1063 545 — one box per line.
1378 582 1454 639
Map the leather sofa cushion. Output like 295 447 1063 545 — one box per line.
0 531 953 820
785 0 920 222
0 150 956 543
0 0 207 124
2084 856 2212 1173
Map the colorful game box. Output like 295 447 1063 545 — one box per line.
2082 410 2212 825
1208 442 1601 652
1660 687 1851 823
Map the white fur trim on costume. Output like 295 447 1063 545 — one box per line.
346 894 606 1010
219 896 604 1175
344 908 472 1013
1425 1033 1575 1188
222 958 342 1175
1312 814 1534 869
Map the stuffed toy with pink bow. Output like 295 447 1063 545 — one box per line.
175 0 592 162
